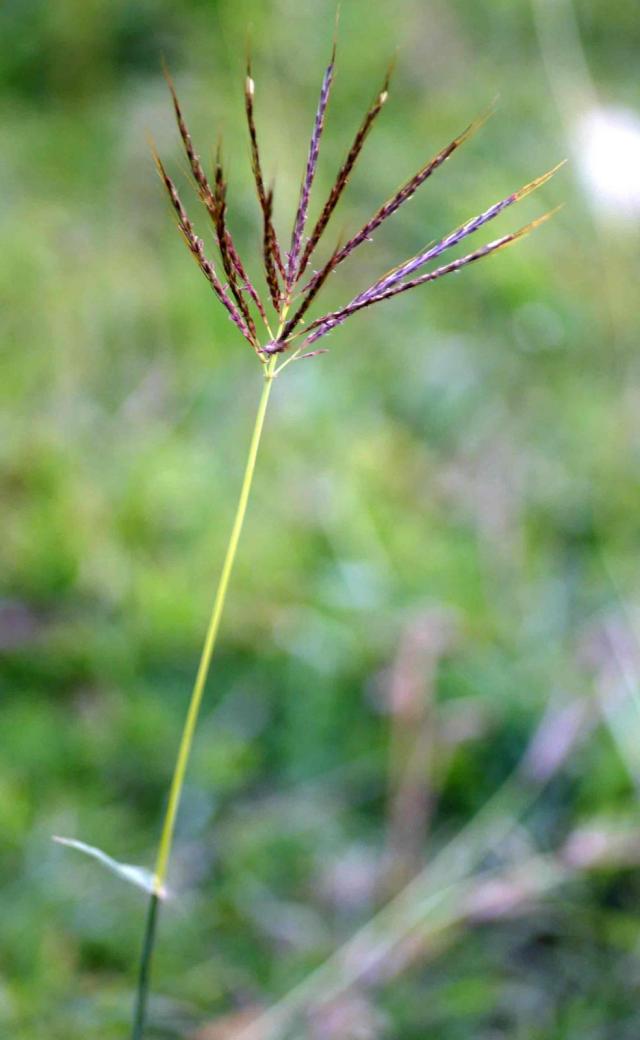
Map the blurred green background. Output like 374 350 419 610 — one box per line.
2 0 640 1037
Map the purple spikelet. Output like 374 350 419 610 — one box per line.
286 48 336 290
297 65 392 282
354 162 565 305
303 209 558 347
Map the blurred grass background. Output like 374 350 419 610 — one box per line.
1 0 640 1037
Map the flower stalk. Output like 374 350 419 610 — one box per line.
131 355 277 1039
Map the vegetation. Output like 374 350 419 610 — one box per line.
1 2 639 1038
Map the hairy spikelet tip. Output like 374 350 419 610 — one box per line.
514 160 568 202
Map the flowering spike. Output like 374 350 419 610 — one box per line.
205 149 261 342
244 61 286 281
198 162 268 328
287 48 336 288
162 61 213 201
261 186 283 312
297 61 393 281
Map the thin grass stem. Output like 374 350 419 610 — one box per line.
130 355 278 1039
131 893 160 1040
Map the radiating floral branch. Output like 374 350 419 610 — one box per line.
350 162 565 307
244 63 286 288
286 46 337 289
302 209 560 346
296 63 393 283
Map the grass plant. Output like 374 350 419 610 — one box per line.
130 39 561 1038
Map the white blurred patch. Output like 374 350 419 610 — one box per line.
52 836 167 899
575 106 640 218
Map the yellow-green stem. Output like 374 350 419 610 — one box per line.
131 356 276 1040
154 355 277 892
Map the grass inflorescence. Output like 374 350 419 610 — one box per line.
155 48 561 368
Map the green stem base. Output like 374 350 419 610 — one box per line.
131 893 160 1040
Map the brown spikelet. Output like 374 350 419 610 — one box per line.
296 63 392 281
244 63 286 280
152 146 192 229
225 234 270 326
152 148 255 347
163 69 268 332
210 159 258 344
263 186 282 312
201 145 270 331
163 62 214 203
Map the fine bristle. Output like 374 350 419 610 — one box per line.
513 160 567 202
332 2 341 53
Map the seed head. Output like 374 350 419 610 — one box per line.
156 47 562 370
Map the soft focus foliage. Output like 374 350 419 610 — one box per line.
1 1 639 1038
